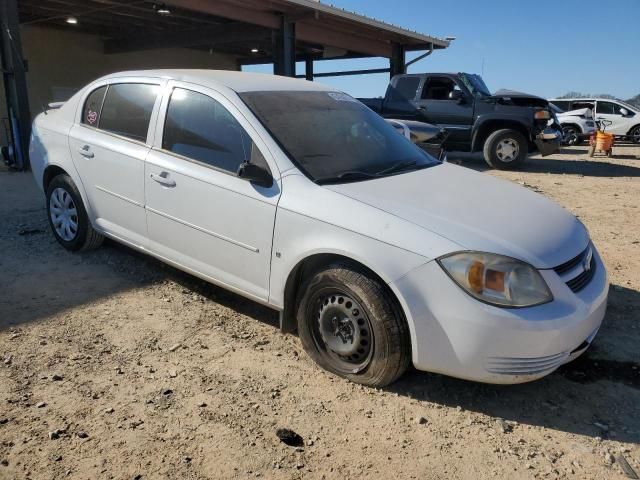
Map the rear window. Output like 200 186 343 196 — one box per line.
98 83 159 142
82 86 107 127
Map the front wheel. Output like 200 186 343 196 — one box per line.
629 125 640 144
46 174 104 251
296 263 411 387
483 129 528 169
562 125 580 146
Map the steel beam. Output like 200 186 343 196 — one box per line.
273 17 295 77
389 44 406 79
295 67 390 79
0 0 31 170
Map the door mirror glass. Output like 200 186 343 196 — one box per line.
237 161 273 188
448 90 465 102
619 107 629 116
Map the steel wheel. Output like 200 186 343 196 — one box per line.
310 290 374 374
49 187 78 241
495 138 520 162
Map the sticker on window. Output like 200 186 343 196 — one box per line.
86 110 98 125
327 92 358 103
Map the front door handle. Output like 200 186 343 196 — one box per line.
150 171 176 188
78 145 94 158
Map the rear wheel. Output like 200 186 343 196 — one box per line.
296 263 410 387
483 129 528 169
46 174 104 251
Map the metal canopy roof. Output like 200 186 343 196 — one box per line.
18 0 449 61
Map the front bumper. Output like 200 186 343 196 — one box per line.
392 247 608 384
534 127 563 156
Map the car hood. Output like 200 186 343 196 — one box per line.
325 164 589 269
558 108 593 119
491 89 549 108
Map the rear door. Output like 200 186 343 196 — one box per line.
381 75 422 120
594 100 635 135
68 79 163 246
144 82 281 302
414 75 474 144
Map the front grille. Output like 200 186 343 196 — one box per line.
486 352 568 375
554 249 586 275
553 245 596 293
565 256 596 292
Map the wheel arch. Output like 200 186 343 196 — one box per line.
279 252 409 338
42 163 95 221
626 123 640 136
472 119 531 152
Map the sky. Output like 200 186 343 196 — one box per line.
244 0 640 100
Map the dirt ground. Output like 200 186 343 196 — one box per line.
1 144 639 480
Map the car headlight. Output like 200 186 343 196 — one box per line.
437 252 553 307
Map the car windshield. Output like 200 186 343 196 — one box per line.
240 91 439 184
459 73 491 97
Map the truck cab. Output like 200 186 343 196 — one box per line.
359 72 562 169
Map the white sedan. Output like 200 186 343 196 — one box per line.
30 70 608 387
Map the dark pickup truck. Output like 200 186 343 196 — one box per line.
359 72 562 169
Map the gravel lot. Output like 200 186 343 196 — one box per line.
1 144 639 480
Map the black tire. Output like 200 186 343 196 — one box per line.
629 125 640 144
561 125 580 146
296 263 411 387
483 129 528 169
46 174 104 252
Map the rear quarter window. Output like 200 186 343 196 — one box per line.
81 86 107 126
98 83 159 142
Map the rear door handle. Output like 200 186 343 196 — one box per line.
78 145 94 158
150 171 176 188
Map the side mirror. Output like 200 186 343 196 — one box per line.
619 107 629 116
448 90 465 103
237 161 273 188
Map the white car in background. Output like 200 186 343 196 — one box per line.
550 98 640 143
30 70 608 387
549 104 596 146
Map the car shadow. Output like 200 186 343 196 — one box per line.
385 284 640 445
448 151 640 177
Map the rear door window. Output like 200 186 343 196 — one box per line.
162 87 253 174
550 100 570 111
81 86 107 127
99 83 159 142
390 77 421 101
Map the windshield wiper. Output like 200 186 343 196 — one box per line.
376 160 418 176
317 170 379 184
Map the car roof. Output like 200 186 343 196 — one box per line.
99 69 333 93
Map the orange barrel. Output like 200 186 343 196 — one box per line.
595 131 614 151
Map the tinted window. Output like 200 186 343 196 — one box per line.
421 77 458 100
390 77 420 100
99 83 159 142
82 86 107 126
240 90 438 183
571 101 594 111
163 88 253 173
596 101 616 115
550 101 570 112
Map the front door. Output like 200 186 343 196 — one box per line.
145 83 280 302
68 81 162 246
594 100 633 135
414 75 474 145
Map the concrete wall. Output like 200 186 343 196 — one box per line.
0 25 238 143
